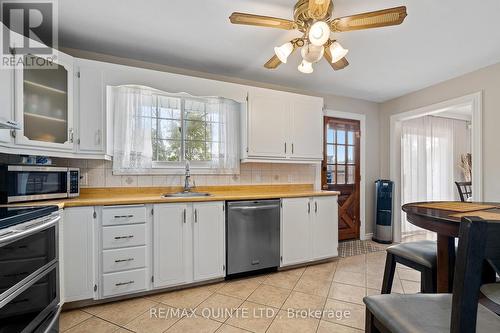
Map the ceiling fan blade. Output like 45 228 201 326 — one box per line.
331 57 349 70
330 6 407 32
324 48 349 70
308 0 331 20
264 55 282 69
229 12 296 30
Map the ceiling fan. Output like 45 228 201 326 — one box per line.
229 0 407 73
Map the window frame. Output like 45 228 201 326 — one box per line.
145 94 222 170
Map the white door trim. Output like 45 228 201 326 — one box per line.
389 92 483 242
323 110 367 240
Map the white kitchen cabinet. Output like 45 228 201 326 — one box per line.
153 202 225 289
246 90 288 158
62 207 95 302
76 59 105 154
153 203 190 288
281 196 338 267
14 51 75 151
311 196 339 260
0 60 15 144
289 97 323 160
193 202 225 281
281 198 312 266
243 89 323 162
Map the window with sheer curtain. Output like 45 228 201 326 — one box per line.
110 85 240 175
400 115 471 233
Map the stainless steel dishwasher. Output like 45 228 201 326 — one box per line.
226 200 280 275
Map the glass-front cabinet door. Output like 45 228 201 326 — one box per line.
14 51 74 150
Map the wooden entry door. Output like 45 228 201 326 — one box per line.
322 117 361 241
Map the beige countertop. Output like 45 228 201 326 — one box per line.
13 184 339 209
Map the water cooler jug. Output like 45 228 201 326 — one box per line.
373 180 393 244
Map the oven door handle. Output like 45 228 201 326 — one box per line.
0 215 60 246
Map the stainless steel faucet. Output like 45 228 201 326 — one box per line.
183 161 195 192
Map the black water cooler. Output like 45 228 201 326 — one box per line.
373 180 393 244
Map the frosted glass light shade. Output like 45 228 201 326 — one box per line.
301 43 324 63
298 60 313 74
329 41 349 63
274 42 294 63
308 21 330 46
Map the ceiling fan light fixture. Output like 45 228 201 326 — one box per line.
308 21 330 46
298 60 314 74
301 43 324 63
329 41 349 63
274 42 294 63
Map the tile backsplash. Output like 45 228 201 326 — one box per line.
0 154 318 188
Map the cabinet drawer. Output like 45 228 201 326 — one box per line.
102 246 146 273
102 225 146 249
102 206 146 226
102 269 147 297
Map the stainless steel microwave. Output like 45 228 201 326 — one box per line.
0 165 80 203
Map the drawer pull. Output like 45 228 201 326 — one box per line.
114 258 134 263
114 215 134 219
115 280 134 286
114 235 134 240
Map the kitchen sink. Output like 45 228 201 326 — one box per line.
162 192 211 198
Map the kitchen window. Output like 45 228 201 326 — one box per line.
110 85 240 175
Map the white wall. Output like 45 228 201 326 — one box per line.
380 61 500 202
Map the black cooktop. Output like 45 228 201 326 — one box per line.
0 205 58 230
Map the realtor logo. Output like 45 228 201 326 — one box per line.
0 0 58 69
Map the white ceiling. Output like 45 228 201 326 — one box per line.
59 0 500 102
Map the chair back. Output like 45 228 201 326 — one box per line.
455 181 472 202
450 217 500 333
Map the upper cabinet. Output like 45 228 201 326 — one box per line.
75 59 106 155
289 97 323 160
246 90 288 158
243 89 323 162
14 52 75 151
0 59 15 144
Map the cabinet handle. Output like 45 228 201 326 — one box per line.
315 201 318 213
194 209 198 223
284 142 287 154
307 202 310 214
114 258 134 263
114 235 134 240
95 129 102 145
292 143 294 154
183 209 186 223
114 215 134 219
115 281 134 286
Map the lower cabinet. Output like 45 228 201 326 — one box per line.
99 205 149 298
281 196 338 267
153 201 225 289
62 207 95 302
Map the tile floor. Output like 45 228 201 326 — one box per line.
60 244 423 333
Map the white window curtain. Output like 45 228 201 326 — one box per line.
401 115 470 233
111 86 154 173
110 85 240 175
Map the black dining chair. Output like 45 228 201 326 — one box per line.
455 181 472 202
381 240 437 294
364 217 500 333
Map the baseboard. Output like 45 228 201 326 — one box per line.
364 233 373 240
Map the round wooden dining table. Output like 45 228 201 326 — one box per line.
402 201 500 293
